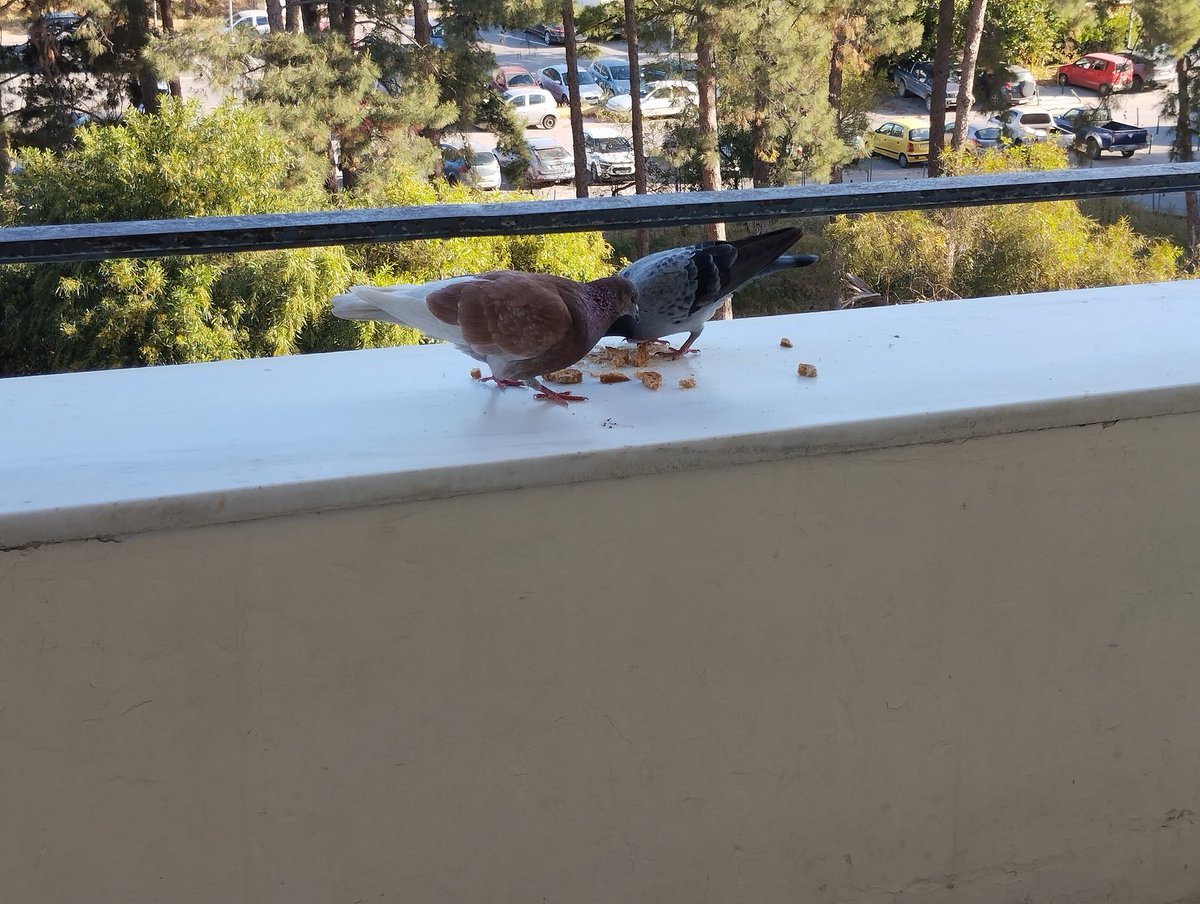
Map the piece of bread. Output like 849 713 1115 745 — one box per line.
635 370 663 390
780 338 793 348
678 377 697 389
598 371 631 384
469 367 482 380
545 368 583 385
797 363 818 378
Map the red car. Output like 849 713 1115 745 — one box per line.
1056 52 1133 97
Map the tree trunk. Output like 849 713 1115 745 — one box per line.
157 0 183 98
0 122 9 193
285 0 300 32
563 0 588 199
624 0 649 257
126 0 163 113
413 0 432 46
301 3 320 34
342 1 356 41
328 1 344 34
952 0 987 150
696 11 728 315
827 17 846 184
926 0 956 176
264 0 283 32
1179 57 1198 269
751 82 771 187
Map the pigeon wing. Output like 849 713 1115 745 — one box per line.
428 272 575 359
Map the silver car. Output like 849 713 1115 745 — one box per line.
590 58 632 97
538 65 604 105
525 136 575 185
582 126 634 182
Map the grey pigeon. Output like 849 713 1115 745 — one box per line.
608 227 818 357
332 270 638 404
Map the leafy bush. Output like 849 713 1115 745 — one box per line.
827 144 1182 302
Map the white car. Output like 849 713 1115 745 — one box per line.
227 9 270 34
537 65 604 106
605 80 699 118
988 106 1073 147
582 125 634 182
501 88 558 130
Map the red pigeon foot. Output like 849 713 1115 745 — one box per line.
478 375 525 389
530 380 588 405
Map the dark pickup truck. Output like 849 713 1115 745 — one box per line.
1053 107 1152 159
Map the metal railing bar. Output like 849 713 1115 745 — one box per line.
0 164 1197 264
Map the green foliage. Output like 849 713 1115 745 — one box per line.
827 145 1181 302
345 168 614 284
0 100 354 375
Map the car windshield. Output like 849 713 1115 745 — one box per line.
1021 113 1052 125
608 64 631 79
535 146 569 160
909 128 930 141
577 70 597 84
471 152 497 166
594 137 631 152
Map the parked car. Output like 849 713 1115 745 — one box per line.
429 21 446 49
524 136 575 184
582 125 635 182
988 106 1073 146
29 10 84 36
944 121 1004 152
605 80 699 117
227 9 270 34
642 57 698 84
490 65 537 92
1053 107 1152 159
1056 52 1133 97
537 64 604 105
524 22 564 45
1119 49 1176 91
440 144 502 189
590 58 633 97
865 117 930 167
975 62 1039 106
501 88 559 129
892 60 960 110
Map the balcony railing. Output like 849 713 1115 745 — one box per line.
0 163 1197 263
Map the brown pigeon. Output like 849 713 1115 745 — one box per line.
331 270 639 404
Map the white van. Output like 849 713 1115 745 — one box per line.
582 125 634 182
501 88 558 130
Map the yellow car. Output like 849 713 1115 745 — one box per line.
866 118 931 167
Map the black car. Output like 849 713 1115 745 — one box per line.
524 23 564 45
977 63 1039 106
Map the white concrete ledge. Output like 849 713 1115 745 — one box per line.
2 279 1198 549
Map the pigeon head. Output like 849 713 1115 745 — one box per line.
586 275 639 335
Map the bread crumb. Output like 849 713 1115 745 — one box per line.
602 347 631 367
678 377 697 390
469 367 482 380
598 371 631 384
780 337 793 348
797 362 818 378
545 368 583 385
635 370 662 390
630 343 652 367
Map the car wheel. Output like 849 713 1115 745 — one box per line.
1131 75 1144 92
894 76 908 98
898 153 908 168
544 32 552 45
1098 83 1112 97
1086 137 1101 160
590 164 600 183
1120 149 1135 158
1057 73 1069 87
925 94 932 110
541 114 557 129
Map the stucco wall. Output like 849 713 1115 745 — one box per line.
3 412 1199 904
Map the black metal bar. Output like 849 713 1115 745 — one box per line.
0 164 1197 264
